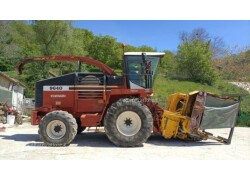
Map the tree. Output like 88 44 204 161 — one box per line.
0 21 22 67
124 44 140 52
159 50 178 78
212 46 250 81
9 21 41 57
0 21 41 70
177 39 217 85
179 28 225 58
32 21 78 76
70 28 94 57
138 45 156 52
32 20 74 56
88 35 122 70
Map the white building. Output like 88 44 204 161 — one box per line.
0 72 25 112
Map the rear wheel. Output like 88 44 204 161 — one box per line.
104 98 153 147
38 111 77 146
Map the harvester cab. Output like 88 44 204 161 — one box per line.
123 52 165 89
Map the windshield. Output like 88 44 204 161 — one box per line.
124 55 160 89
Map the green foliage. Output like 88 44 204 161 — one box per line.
33 20 74 56
124 45 140 52
0 60 12 71
153 75 248 104
70 28 94 57
158 50 178 77
176 39 218 85
212 48 250 82
124 45 156 52
0 21 22 68
137 45 156 52
88 35 122 69
9 21 41 58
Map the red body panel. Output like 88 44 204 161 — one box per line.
81 113 101 126
43 91 75 112
31 111 38 125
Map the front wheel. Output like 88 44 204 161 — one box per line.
38 111 77 146
104 98 153 147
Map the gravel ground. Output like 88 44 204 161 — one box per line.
0 122 249 160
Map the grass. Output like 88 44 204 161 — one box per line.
3 71 20 80
153 75 250 127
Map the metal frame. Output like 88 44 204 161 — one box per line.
203 95 242 144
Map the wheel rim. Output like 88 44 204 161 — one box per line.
116 111 141 136
46 120 66 140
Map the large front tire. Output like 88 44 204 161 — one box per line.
104 98 153 147
38 111 77 146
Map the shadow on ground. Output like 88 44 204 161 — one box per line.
0 134 40 142
0 132 222 148
147 133 222 147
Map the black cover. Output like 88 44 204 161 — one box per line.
35 73 76 107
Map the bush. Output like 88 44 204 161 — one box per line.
177 39 218 85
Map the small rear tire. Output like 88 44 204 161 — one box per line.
38 111 77 146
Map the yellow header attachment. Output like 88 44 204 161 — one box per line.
160 91 240 144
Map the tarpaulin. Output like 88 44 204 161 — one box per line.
199 95 239 129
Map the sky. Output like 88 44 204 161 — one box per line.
73 20 250 52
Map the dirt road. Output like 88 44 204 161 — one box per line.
0 123 249 160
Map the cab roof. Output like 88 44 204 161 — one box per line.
124 52 165 57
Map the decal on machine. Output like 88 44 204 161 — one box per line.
43 85 116 91
43 86 70 91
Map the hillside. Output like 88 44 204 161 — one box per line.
212 50 250 82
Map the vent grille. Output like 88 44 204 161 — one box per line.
78 75 104 85
78 91 103 99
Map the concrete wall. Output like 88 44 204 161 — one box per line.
0 89 12 105
12 85 24 111
0 75 13 91
0 76 13 105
